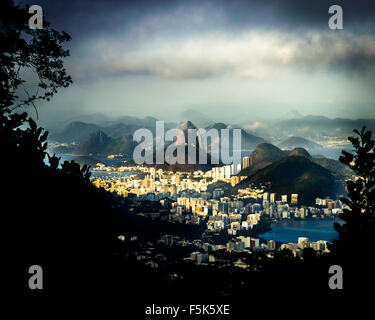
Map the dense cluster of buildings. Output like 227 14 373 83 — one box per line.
92 162 342 268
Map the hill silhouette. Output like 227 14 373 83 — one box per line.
50 121 101 143
206 122 228 130
240 143 287 176
312 156 352 178
270 115 375 139
50 118 157 143
205 122 266 153
237 156 336 204
73 130 136 156
288 147 312 158
73 130 112 155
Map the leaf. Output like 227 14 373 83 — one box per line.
29 118 37 131
339 151 353 165
40 131 48 142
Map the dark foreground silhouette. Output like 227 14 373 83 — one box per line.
2 0 374 317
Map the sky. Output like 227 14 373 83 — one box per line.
17 0 375 125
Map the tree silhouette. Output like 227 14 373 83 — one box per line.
3 0 374 309
1 1 114 301
1 0 75 175
1 0 71 110
330 126 375 290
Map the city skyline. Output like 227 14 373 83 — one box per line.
4 0 374 306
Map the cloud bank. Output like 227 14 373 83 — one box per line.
70 29 375 81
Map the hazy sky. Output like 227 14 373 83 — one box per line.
18 0 375 124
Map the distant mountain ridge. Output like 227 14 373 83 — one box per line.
49 121 101 143
270 116 375 139
69 119 265 161
73 130 136 156
279 136 322 150
179 109 211 127
49 113 375 146
205 122 266 152
237 115 375 145
49 116 176 143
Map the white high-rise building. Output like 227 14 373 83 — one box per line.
242 156 251 170
298 237 309 248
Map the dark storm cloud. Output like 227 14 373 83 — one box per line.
18 0 375 36
19 0 221 38
18 0 158 37
15 0 375 120
237 0 375 30
16 0 375 81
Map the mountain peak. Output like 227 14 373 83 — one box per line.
178 120 198 130
284 109 303 119
238 155 336 205
251 143 286 165
73 130 112 155
288 147 311 159
87 130 111 145
254 143 283 154
206 122 227 130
